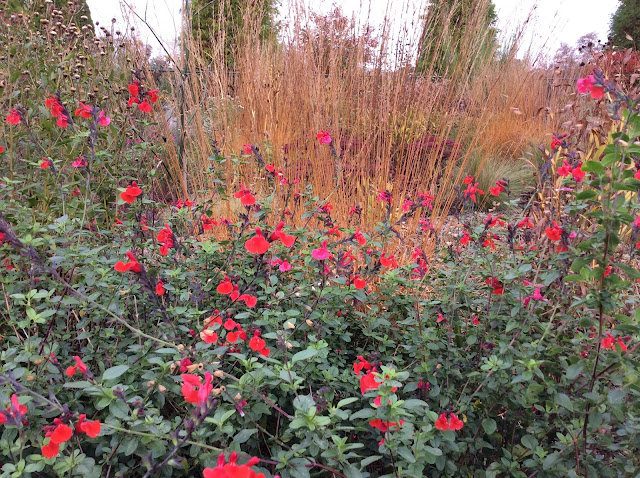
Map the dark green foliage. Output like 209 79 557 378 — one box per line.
610 0 640 49
416 0 497 76
189 0 278 67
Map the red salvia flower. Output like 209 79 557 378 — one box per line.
557 160 572 177
316 130 331 144
203 452 276 478
245 228 270 255
485 277 504 295
311 240 331 260
234 184 256 206
181 372 213 405
360 371 382 395
80 420 101 438
114 251 142 273
434 412 464 431
156 280 166 296
120 181 142 203
545 222 563 241
217 277 234 295
6 110 21 125
138 101 152 113
75 102 92 118
128 82 140 97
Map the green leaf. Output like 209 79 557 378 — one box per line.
543 452 560 470
521 435 538 450
555 393 573 411
580 160 604 175
102 365 129 381
360 456 382 468
336 397 358 409
291 348 318 364
565 363 583 380
234 428 258 444
482 418 497 435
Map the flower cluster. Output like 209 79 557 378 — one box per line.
127 81 158 112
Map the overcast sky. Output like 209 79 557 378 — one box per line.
86 0 620 60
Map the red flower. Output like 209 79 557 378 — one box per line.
181 372 213 405
353 356 372 376
489 186 502 196
462 175 474 184
0 146 4 154
201 215 217 230
352 275 366 289
128 83 140 97
40 159 51 169
217 277 233 295
200 329 218 344
75 102 92 118
156 280 166 296
577 75 604 100
157 224 174 256
41 440 60 458
138 101 152 113
369 419 404 432
245 228 270 255
545 222 562 241
517 217 534 228
551 135 562 149
50 423 73 444
485 277 504 295
234 184 256 206
120 181 142 203
380 253 398 268
571 163 585 182
249 336 266 352
377 190 393 203
311 240 331 260
80 420 101 438
316 130 331 144
203 452 271 478
460 231 471 245
463 182 484 203
147 89 159 103
242 144 253 155
6 109 20 125
353 229 367 246
434 412 464 431
360 371 382 395
635 170 640 180
98 110 111 126
56 113 68 128
114 251 142 273
601 333 627 352
557 160 572 177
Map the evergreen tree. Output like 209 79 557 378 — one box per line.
189 0 278 68
610 0 640 49
416 0 497 76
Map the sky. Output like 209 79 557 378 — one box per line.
86 0 621 60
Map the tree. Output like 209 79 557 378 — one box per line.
189 0 278 67
298 6 379 75
610 0 640 49
2 0 93 31
416 0 498 77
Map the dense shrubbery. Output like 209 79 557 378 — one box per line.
1 8 639 478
